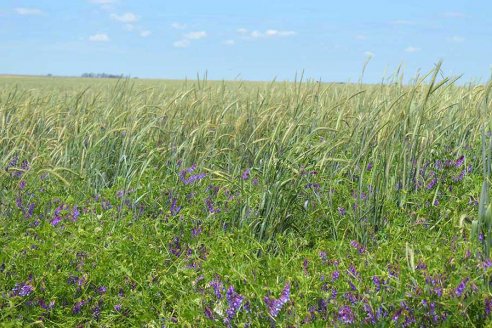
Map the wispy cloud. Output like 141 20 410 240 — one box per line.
173 39 190 48
389 20 416 26
241 29 296 39
89 33 110 42
89 0 117 4
442 11 467 18
184 31 207 40
237 28 248 34
110 12 139 24
173 31 207 48
447 35 465 43
405 46 421 53
171 22 187 30
140 30 151 38
223 40 235 46
355 34 368 41
15 8 43 16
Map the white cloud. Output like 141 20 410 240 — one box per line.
442 11 466 18
140 30 151 38
223 39 235 46
124 24 135 31
237 28 248 34
265 29 296 37
447 35 465 43
89 33 110 42
364 51 375 58
171 22 187 30
111 12 139 23
184 31 207 40
173 39 190 48
89 0 117 4
355 34 368 40
390 20 416 26
405 46 421 53
173 30 207 48
248 29 296 39
15 8 43 16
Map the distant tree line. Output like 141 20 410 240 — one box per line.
81 73 136 79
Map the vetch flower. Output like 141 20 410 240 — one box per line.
338 305 355 324
264 282 290 318
338 207 346 216
209 277 224 299
332 270 340 281
170 198 182 216
224 285 244 325
241 168 250 180
12 283 34 297
455 278 469 297
455 155 464 167
426 178 437 190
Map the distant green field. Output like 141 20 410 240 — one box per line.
1 72 492 326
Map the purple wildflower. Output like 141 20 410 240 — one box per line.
169 237 182 257
179 164 206 185
12 283 34 297
205 197 220 213
204 306 214 320
332 270 340 281
71 205 80 221
19 180 26 190
367 162 373 171
455 155 464 167
338 305 355 324
453 168 466 182
72 300 85 314
241 168 250 180
114 304 122 312
25 203 35 219
319 251 327 263
455 278 469 297
303 259 309 275
209 277 224 299
170 198 182 216
338 207 346 216
225 285 244 325
416 260 427 270
350 240 365 254
426 178 437 190
485 297 492 316
264 282 290 318
50 216 62 226
97 286 107 294
363 303 376 324
372 276 381 291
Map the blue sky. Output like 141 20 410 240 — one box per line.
0 1 491 82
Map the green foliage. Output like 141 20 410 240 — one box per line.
1 71 492 326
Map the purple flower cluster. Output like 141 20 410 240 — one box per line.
350 240 365 254
338 305 355 324
338 207 346 216
205 197 220 213
209 277 224 299
454 277 469 297
225 285 244 326
179 164 206 185
170 198 182 216
264 282 290 318
241 168 250 180
12 283 34 297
